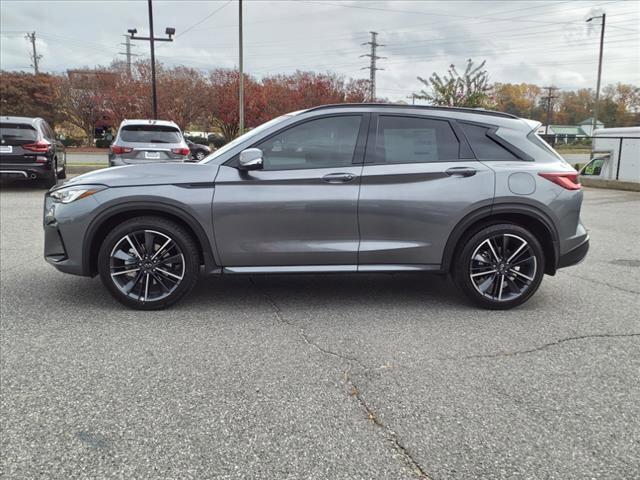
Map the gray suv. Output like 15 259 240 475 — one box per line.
44 104 589 310
108 119 190 166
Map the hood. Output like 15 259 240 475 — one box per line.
63 162 219 188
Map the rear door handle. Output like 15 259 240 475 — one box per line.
445 167 477 177
322 172 356 183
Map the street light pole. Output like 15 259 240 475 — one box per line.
128 0 175 120
239 0 244 135
587 13 606 134
148 0 158 119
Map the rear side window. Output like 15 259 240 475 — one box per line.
0 123 38 142
459 123 519 160
120 125 182 143
374 116 459 164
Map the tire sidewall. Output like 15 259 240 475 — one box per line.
98 217 199 310
455 224 545 310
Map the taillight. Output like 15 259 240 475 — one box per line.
171 147 190 156
539 172 582 190
23 140 50 153
110 145 132 154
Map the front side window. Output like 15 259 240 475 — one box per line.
373 116 460 164
460 123 519 160
256 115 362 170
119 125 182 144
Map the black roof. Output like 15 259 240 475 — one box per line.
305 103 518 119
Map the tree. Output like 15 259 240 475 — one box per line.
494 83 542 119
0 72 59 125
416 59 494 108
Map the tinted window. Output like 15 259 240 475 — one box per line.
120 125 182 143
460 123 519 160
256 115 361 170
0 123 38 142
374 116 459 163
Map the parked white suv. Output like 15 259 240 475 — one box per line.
108 119 190 166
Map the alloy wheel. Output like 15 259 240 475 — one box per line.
109 229 185 303
469 233 537 302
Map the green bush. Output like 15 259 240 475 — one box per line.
61 137 84 147
95 138 112 148
207 133 226 148
184 135 209 145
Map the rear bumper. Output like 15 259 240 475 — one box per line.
1 162 52 179
557 237 589 269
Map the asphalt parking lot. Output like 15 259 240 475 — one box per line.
1 181 638 479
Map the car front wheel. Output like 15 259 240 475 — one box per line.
454 224 545 309
98 216 200 310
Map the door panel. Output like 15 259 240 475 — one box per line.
212 165 362 267
358 161 494 265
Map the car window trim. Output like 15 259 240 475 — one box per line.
364 113 468 165
224 113 368 171
458 120 534 162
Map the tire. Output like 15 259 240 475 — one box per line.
98 216 200 310
195 150 206 161
57 162 66 179
41 161 57 189
453 223 545 310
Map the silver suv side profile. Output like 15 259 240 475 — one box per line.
108 119 190 166
44 104 589 310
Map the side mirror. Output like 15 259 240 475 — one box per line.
239 148 263 170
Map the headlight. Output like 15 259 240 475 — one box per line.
49 185 106 204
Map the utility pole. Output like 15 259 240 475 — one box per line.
25 32 42 74
587 13 606 133
238 0 244 135
407 93 417 105
542 86 559 136
118 34 138 76
360 31 385 102
128 0 175 120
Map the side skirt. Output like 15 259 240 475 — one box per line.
221 264 442 274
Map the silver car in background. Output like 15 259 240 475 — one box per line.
44 104 589 311
108 119 190 166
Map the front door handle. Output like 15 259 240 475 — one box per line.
322 172 356 183
445 167 477 177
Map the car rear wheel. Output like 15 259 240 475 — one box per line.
41 160 57 188
453 224 545 309
98 216 200 310
195 150 206 160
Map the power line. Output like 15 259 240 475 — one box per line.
360 31 385 101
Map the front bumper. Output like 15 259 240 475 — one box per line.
43 193 98 276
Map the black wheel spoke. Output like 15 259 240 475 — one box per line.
469 233 537 302
110 229 185 302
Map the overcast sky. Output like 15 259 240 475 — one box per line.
1 0 639 102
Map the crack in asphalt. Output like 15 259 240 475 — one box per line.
249 276 432 480
458 333 640 359
564 272 640 295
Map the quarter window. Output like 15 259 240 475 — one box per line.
256 115 362 170
373 116 459 164
459 123 519 160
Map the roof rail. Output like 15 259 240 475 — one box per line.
304 103 519 119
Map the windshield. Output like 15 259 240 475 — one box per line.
120 125 182 144
199 114 294 163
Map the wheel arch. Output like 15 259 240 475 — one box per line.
442 204 559 275
83 202 217 277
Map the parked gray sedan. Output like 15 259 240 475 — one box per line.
44 104 589 310
108 119 190 166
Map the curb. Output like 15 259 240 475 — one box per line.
582 177 640 192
